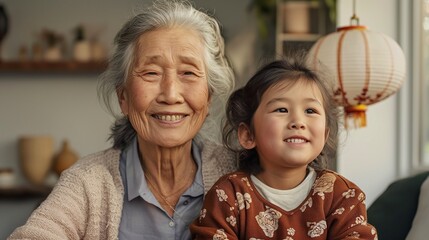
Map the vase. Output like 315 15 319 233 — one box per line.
91 41 106 61
44 45 62 62
53 140 78 176
282 1 312 33
18 136 54 186
0 168 15 188
73 40 91 62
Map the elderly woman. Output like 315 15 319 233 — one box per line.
8 1 236 239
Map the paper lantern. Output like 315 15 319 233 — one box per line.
309 25 406 128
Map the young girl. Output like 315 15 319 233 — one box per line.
190 54 378 239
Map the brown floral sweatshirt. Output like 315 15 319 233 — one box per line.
191 170 378 240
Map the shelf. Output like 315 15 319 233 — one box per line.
0 185 52 199
277 33 321 42
275 0 336 58
0 60 107 74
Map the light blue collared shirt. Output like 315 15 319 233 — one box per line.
118 138 204 240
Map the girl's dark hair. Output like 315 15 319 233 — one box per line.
222 52 340 174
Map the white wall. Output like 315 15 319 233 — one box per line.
336 0 400 205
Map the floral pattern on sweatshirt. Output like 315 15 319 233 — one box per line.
255 206 282 237
191 170 378 240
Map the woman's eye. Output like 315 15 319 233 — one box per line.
133 70 162 82
134 71 158 77
183 71 196 76
275 108 288 113
146 72 158 76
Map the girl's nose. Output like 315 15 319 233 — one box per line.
287 120 306 130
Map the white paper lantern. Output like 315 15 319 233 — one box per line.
309 25 406 128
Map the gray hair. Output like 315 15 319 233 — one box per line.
98 0 235 149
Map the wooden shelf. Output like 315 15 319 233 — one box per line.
0 60 107 74
275 0 336 58
0 185 52 199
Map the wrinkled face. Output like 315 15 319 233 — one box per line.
118 27 209 148
239 79 328 173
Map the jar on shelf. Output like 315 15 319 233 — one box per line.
53 140 78 176
0 168 16 188
18 135 54 186
73 25 91 62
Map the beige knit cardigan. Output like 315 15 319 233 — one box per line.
8 141 237 240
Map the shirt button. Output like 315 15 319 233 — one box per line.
183 200 189 205
169 221 175 227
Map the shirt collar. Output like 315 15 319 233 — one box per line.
186 141 204 197
125 138 204 201
125 138 145 201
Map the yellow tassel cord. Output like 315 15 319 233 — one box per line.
344 105 367 129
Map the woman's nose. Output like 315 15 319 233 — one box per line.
157 73 184 104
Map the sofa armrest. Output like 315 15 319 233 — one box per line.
367 171 429 240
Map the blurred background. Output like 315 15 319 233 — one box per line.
0 0 415 238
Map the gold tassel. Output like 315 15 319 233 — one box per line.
344 104 367 128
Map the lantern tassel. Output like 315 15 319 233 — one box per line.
344 105 367 128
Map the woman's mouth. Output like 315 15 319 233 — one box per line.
152 114 186 122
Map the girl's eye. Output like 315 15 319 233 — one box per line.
305 108 317 114
275 108 288 113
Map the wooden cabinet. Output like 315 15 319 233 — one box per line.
275 0 336 58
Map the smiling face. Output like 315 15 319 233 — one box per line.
239 78 328 174
118 27 209 148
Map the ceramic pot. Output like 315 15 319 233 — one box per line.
73 40 91 62
53 140 78 176
44 45 62 62
0 168 15 188
18 136 54 186
283 2 311 33
91 41 106 61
